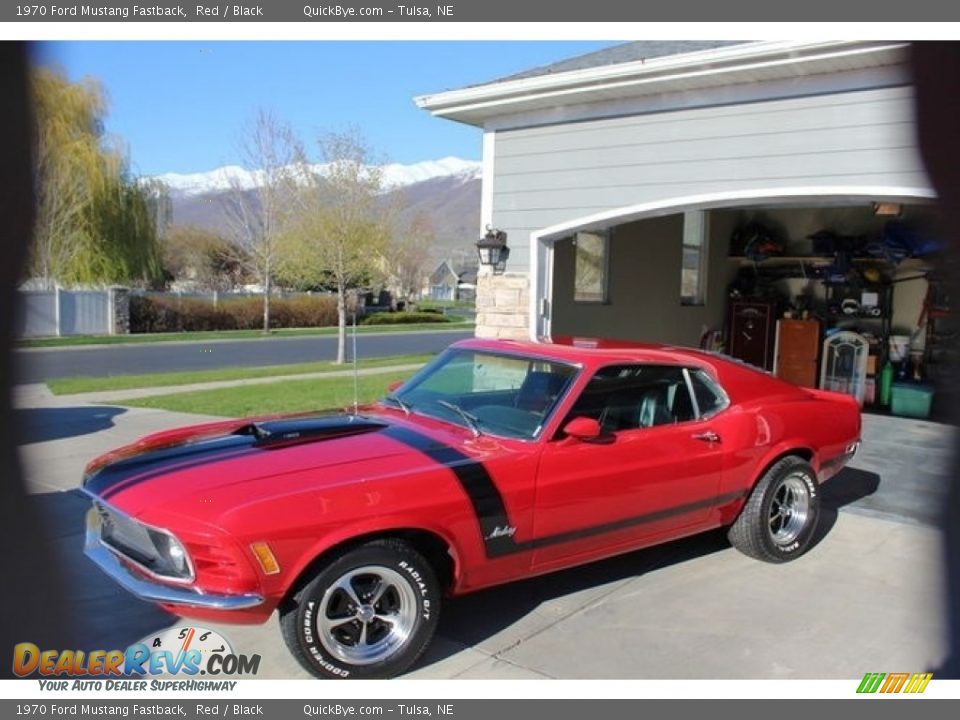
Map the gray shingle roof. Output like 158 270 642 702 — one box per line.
488 41 749 85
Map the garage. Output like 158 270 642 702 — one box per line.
417 40 952 419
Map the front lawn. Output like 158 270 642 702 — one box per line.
114 369 420 417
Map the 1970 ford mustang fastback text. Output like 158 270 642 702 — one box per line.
83 338 860 678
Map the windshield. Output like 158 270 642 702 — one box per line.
386 349 578 440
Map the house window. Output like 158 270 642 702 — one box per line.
681 211 708 306
573 230 609 303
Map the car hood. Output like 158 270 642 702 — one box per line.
82 411 462 518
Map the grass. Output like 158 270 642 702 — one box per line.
47 354 435 395
116 369 420 417
19 321 473 349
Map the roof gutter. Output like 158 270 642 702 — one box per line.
415 40 909 125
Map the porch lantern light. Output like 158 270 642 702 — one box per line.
477 227 510 275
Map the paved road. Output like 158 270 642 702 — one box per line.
15 329 473 382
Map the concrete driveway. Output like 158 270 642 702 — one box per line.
14 383 955 679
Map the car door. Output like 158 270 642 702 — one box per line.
531 364 726 570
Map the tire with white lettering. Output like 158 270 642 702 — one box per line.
728 456 820 563
280 539 440 679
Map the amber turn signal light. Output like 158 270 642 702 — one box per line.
250 541 280 575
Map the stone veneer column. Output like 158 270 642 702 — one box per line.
110 287 130 335
474 269 530 341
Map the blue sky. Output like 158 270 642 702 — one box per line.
37 41 618 177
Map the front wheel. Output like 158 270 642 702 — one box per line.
280 539 440 679
728 456 821 563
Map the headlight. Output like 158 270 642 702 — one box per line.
95 502 194 582
149 529 192 580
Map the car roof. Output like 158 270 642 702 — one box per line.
454 337 722 370
452 336 807 405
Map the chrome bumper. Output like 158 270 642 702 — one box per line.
84 508 264 611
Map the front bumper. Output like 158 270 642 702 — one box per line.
84 507 264 611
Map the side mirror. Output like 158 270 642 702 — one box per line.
562 417 602 441
387 380 404 393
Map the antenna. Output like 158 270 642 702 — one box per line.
351 294 359 416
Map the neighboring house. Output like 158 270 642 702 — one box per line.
416 41 935 344
457 266 478 302
425 259 478 301
427 260 460 301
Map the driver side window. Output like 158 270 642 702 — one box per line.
562 364 697 434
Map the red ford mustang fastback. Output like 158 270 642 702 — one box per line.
82 338 861 678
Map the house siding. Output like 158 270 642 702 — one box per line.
491 85 927 274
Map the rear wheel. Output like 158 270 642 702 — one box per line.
728 456 820 563
280 539 440 679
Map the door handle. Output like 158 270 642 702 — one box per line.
692 431 721 444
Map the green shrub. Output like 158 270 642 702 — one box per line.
417 299 474 311
360 312 454 326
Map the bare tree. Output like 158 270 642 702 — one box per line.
278 131 389 363
162 224 248 291
221 109 300 332
386 211 436 302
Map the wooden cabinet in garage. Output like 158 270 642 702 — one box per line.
774 319 821 388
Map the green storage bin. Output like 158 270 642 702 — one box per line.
890 382 934 419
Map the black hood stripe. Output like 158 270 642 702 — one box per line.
384 425 744 559
86 438 257 499
86 415 385 501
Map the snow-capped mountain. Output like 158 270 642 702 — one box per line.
153 156 481 198
169 161 481 260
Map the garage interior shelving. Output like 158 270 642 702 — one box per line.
720 203 945 418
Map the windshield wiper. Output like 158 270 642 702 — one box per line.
436 400 482 437
384 393 411 416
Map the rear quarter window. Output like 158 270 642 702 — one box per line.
689 369 728 417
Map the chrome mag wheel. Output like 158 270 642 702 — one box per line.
768 474 811 546
317 565 419 666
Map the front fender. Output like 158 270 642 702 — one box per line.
278 513 471 599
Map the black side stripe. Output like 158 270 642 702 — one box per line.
514 490 745 552
384 425 746 559
383 425 520 558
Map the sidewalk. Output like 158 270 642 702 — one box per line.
15 363 424 405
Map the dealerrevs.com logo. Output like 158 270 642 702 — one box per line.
13 627 260 689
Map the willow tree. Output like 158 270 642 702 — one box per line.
279 132 390 364
30 67 164 287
